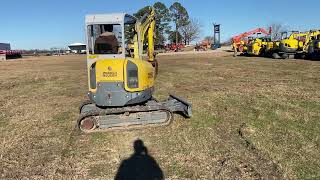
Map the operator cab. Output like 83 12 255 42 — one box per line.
281 32 288 40
85 13 136 58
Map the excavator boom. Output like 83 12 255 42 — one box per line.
232 27 271 43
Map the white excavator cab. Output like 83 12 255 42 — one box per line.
85 13 136 58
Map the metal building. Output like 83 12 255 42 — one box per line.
0 43 11 50
68 43 86 54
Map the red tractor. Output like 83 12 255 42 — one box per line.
165 43 185 52
195 39 211 51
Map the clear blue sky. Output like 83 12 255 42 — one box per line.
1 0 319 50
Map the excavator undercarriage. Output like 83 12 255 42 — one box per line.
78 95 192 132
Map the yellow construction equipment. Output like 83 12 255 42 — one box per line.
247 37 272 56
77 8 192 132
231 27 271 56
264 32 288 58
270 30 320 59
307 34 320 60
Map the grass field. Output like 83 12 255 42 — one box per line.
0 53 319 179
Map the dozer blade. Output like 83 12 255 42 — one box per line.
166 94 192 118
146 94 192 118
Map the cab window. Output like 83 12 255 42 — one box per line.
87 24 123 55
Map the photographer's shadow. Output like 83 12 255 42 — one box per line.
115 139 164 180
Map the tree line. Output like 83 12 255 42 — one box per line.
133 2 201 45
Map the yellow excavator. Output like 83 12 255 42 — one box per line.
307 34 320 60
271 30 320 59
264 32 289 58
231 27 271 56
78 8 192 132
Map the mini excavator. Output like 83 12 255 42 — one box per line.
77 8 192 132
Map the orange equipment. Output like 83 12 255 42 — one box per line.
195 39 211 51
232 27 272 53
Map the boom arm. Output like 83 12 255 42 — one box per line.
303 31 320 51
133 8 156 61
288 32 307 39
232 28 271 43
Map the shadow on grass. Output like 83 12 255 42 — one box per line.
115 139 164 180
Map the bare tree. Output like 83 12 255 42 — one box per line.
269 23 287 40
180 18 201 45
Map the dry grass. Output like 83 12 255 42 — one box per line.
0 53 319 179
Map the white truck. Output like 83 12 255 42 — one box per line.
0 43 22 60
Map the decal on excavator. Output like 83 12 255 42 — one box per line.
103 72 117 77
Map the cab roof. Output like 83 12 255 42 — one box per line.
85 13 136 25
